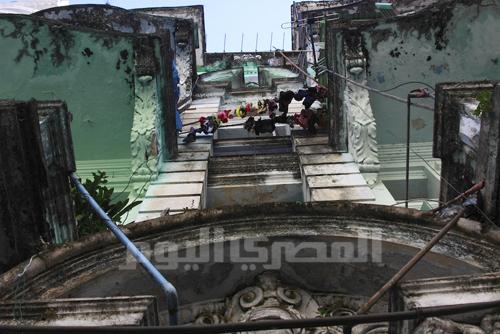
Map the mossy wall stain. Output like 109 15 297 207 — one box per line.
352 0 500 145
0 15 136 161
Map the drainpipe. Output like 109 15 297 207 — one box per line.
69 173 179 325
405 88 433 208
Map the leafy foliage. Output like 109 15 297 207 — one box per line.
473 91 493 117
71 171 142 237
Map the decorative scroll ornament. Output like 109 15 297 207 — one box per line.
191 272 360 334
343 44 380 186
130 75 160 198
414 317 486 334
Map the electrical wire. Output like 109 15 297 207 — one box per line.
316 64 434 111
274 49 434 111
379 81 435 92
384 129 497 227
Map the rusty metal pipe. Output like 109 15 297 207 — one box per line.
356 208 466 315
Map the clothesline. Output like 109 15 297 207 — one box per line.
274 49 435 112
180 87 327 142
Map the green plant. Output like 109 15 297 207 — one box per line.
71 170 142 237
473 91 493 117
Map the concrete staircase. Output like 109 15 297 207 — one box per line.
207 137 302 207
134 98 219 222
135 97 382 221
293 134 375 203
287 99 377 203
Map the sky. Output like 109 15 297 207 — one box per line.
66 0 296 52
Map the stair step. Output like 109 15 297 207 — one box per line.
296 145 337 155
139 196 201 212
160 161 207 173
300 153 354 165
154 171 205 184
293 136 329 146
173 152 210 161
209 171 301 186
303 163 360 176
311 186 375 202
145 183 203 197
209 153 300 175
307 174 368 189
213 137 293 156
178 143 212 153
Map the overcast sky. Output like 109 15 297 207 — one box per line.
66 0 295 51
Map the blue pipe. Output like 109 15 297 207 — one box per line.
69 173 179 325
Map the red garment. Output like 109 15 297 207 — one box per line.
217 111 229 123
293 109 314 129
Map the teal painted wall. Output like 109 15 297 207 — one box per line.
358 1 500 145
0 15 135 161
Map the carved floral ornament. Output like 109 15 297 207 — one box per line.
187 272 499 334
413 315 500 334
190 272 387 334
343 40 380 186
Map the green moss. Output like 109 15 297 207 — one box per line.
474 90 493 117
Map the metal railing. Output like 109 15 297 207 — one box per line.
1 300 499 333
69 173 179 325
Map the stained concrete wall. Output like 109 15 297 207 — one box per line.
353 0 500 145
34 5 197 105
0 203 498 323
0 14 168 192
135 6 206 66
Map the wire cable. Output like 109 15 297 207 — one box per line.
379 81 435 92
384 129 497 227
316 64 434 111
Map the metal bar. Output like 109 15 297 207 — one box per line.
313 62 435 111
69 173 179 325
356 208 466 315
275 49 325 88
1 300 499 334
406 95 411 208
270 32 273 52
432 180 486 213
255 33 259 52
223 33 226 53
241 33 244 52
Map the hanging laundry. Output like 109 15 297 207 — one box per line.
235 105 247 118
254 118 276 135
217 111 229 123
256 100 267 114
294 109 318 134
244 116 255 132
183 127 197 143
278 90 295 114
267 99 278 113
271 113 295 128
294 86 328 109
243 116 276 135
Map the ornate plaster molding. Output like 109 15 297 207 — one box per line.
343 45 380 186
130 75 160 198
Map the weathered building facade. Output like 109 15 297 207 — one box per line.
0 0 499 333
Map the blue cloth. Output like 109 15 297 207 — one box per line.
172 60 183 131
